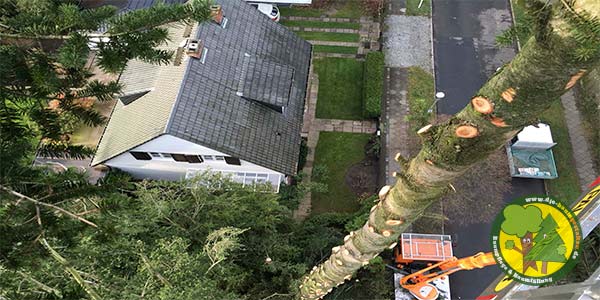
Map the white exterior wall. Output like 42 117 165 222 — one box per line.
103 134 284 190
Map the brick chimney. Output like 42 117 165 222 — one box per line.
210 5 223 25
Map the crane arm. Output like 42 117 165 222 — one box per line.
400 252 496 300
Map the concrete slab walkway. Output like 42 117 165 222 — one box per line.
313 119 376 133
381 67 411 186
561 90 598 189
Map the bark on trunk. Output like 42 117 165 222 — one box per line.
299 2 600 299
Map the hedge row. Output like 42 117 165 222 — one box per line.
363 51 384 119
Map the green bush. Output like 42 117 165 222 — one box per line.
363 52 384 119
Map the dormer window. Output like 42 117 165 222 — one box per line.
237 55 294 113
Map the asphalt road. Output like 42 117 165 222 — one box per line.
432 0 546 298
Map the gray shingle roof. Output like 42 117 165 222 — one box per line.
92 0 311 175
166 0 311 175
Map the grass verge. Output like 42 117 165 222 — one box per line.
540 102 581 204
295 31 360 43
279 1 363 19
312 132 371 214
406 0 431 16
314 58 364 120
363 52 384 118
281 20 360 30
312 45 358 54
279 6 324 18
331 1 364 19
407 67 435 131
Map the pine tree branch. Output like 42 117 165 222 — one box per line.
40 238 102 300
16 270 63 298
139 252 172 287
0 185 98 228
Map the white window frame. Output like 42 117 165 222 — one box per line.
185 169 281 192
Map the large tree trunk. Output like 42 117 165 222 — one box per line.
299 1 600 299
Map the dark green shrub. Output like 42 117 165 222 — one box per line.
363 52 384 119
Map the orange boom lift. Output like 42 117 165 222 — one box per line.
400 252 496 300
394 233 496 300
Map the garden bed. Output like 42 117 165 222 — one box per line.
311 132 372 214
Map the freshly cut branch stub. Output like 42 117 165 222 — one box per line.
417 124 433 135
455 125 479 138
385 219 403 226
501 87 517 102
378 185 391 200
491 117 508 127
471 96 494 114
565 70 586 90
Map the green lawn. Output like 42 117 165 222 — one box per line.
279 1 363 19
406 0 431 16
331 1 363 19
279 6 325 18
281 20 360 30
295 31 359 43
312 45 358 54
312 132 371 214
314 58 364 120
407 67 435 131
540 102 582 204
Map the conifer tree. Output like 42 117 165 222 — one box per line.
0 0 211 159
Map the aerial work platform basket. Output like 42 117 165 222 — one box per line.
395 233 453 264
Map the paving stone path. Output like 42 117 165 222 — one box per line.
561 91 598 189
307 40 360 47
283 16 356 23
312 52 357 59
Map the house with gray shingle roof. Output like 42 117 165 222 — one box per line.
91 0 311 191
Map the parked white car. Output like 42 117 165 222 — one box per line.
248 3 280 22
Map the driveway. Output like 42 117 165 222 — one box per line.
432 0 545 298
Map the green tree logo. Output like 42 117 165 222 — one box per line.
501 204 543 273
491 196 581 285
